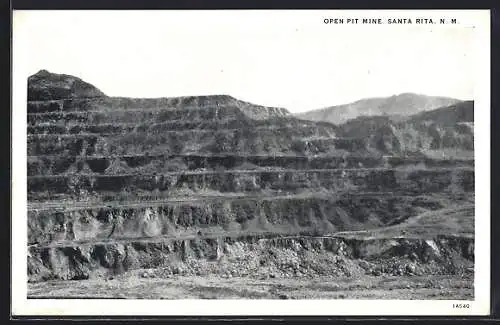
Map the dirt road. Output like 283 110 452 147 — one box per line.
28 274 473 300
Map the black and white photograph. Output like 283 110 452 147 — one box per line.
12 9 490 316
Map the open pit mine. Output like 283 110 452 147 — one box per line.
27 70 474 299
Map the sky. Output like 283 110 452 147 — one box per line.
13 10 480 113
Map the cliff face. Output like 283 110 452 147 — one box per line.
27 71 474 283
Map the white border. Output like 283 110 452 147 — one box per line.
12 9 491 316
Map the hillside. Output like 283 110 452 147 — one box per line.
295 93 461 125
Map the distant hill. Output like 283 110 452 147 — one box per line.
335 100 474 157
410 100 474 126
295 93 461 125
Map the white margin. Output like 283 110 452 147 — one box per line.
11 9 491 316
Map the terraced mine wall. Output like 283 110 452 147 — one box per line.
28 194 455 245
27 154 474 177
26 71 475 284
27 130 342 156
27 168 474 203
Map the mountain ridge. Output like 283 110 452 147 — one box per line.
295 93 463 125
